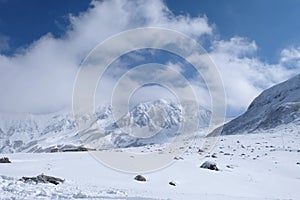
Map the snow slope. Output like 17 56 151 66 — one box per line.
210 74 300 136
0 125 299 199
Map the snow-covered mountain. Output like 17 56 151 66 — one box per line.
0 100 211 153
210 74 300 136
0 111 79 153
99 99 211 148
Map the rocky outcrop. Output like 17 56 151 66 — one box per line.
20 174 64 185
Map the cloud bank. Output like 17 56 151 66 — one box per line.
0 0 299 116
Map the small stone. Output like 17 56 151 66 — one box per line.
134 175 146 182
169 181 177 186
296 162 300 165
198 149 204 153
174 156 184 160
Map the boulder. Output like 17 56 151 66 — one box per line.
134 175 146 182
0 157 11 163
169 181 177 186
20 174 64 185
200 161 219 171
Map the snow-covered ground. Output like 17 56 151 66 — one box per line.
1 125 299 200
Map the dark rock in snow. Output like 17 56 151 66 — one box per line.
198 149 204 153
0 157 11 163
174 156 184 160
169 181 177 186
226 165 234 169
134 175 146 182
211 153 217 158
20 174 64 185
50 146 96 153
200 161 219 171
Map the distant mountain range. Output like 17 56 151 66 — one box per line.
0 99 211 153
210 74 300 136
1 74 299 153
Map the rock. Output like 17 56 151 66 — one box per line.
50 146 96 153
20 174 64 185
62 146 96 152
226 165 233 169
134 175 146 182
296 162 300 165
200 161 219 171
50 147 62 153
174 156 184 160
0 157 11 163
169 181 177 186
198 149 204 153
211 153 217 158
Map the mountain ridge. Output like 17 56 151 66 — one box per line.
0 99 211 153
209 74 300 136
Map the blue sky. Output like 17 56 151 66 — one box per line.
0 0 90 53
167 0 300 63
1 0 300 63
0 0 299 116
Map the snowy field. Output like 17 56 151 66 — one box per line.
1 127 300 200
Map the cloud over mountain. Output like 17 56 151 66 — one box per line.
0 0 299 116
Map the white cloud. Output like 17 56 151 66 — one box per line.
209 37 300 115
0 0 299 116
280 46 300 67
0 0 213 113
211 37 257 57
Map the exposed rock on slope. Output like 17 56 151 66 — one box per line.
210 74 300 136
